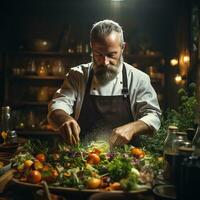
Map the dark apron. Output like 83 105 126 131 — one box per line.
77 64 140 146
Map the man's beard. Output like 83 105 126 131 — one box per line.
93 56 123 86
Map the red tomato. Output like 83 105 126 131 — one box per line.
91 148 101 155
42 169 58 183
87 153 100 165
29 170 42 184
35 153 46 162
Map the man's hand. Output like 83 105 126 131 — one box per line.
109 120 153 147
109 122 135 147
59 116 81 145
48 109 81 145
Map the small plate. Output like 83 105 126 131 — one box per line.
153 184 176 200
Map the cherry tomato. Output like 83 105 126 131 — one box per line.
87 153 100 165
33 160 43 170
42 165 50 171
28 170 42 184
42 169 58 183
35 153 46 162
87 177 101 189
131 147 145 158
24 160 33 168
91 148 101 155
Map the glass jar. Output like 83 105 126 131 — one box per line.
163 125 178 154
27 59 36 75
172 131 190 153
37 61 48 76
37 87 49 102
7 130 18 145
52 60 65 77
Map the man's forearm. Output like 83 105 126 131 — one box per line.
48 109 71 129
131 120 154 138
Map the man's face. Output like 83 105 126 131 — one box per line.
91 32 125 85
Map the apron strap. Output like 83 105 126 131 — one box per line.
122 64 129 98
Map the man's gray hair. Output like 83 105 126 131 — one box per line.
90 19 124 46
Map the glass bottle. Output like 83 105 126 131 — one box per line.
163 125 178 182
37 61 48 76
0 106 15 144
192 125 200 156
52 60 65 77
27 59 36 75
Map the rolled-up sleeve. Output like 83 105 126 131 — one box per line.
133 74 161 131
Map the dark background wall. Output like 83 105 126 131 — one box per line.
0 0 180 54
0 0 196 108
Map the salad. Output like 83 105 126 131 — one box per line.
11 140 162 191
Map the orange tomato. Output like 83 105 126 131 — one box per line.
131 147 145 158
87 177 101 189
87 153 100 165
29 170 42 184
51 169 58 177
110 182 122 190
35 153 46 162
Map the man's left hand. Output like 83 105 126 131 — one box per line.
109 120 153 147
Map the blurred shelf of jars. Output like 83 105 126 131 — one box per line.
3 51 91 134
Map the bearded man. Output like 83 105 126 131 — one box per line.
47 19 161 147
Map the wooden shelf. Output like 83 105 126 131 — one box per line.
124 53 162 60
11 101 48 106
6 51 91 57
11 75 64 80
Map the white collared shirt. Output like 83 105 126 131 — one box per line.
48 62 161 131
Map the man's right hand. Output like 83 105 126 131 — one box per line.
59 116 80 145
48 109 81 145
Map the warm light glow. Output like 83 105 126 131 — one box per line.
175 74 182 84
179 49 190 77
42 41 47 46
170 58 178 66
183 55 190 64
